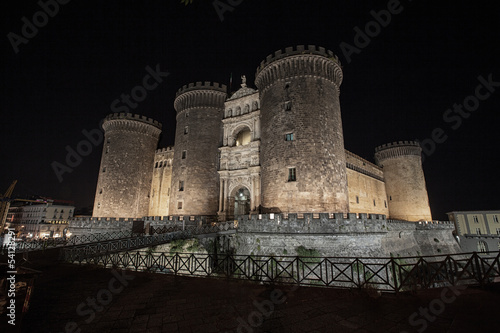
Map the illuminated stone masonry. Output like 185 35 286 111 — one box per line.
83 45 450 257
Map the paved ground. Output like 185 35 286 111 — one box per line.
1 252 500 333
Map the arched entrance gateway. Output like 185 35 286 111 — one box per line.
233 187 250 218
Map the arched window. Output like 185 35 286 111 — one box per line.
244 104 250 114
235 106 241 116
235 128 251 146
253 101 259 111
477 241 488 253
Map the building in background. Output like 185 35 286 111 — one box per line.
8 201 75 239
447 210 500 252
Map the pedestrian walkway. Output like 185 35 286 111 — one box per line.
3 257 500 333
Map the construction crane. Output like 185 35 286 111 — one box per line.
0 180 18 234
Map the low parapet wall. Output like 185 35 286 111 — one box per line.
69 216 218 236
143 215 216 225
237 213 454 234
235 213 459 257
68 218 135 236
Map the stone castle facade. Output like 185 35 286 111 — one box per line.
92 45 432 223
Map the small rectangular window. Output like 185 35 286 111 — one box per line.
177 202 183 209
284 101 292 111
473 215 479 223
184 126 189 134
102 167 106 173
356 196 359 204
285 133 294 141
493 215 499 223
288 168 296 182
496 228 500 235
182 151 187 159
476 228 481 235
179 181 184 191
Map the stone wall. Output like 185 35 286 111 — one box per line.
345 150 389 216
375 141 432 221
169 82 227 216
235 214 459 257
68 217 136 236
255 45 348 213
149 147 174 216
93 113 162 218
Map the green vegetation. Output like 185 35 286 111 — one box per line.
296 245 320 258
295 245 321 272
169 238 187 255
187 239 200 252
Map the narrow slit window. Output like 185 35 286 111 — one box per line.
182 151 187 159
284 101 292 111
179 181 184 191
184 126 189 134
288 168 296 182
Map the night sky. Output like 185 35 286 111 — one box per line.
1 0 499 220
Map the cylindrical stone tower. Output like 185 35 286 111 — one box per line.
255 45 349 213
93 113 162 218
169 82 227 216
374 141 432 221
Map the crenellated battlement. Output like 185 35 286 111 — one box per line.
103 117 162 138
255 45 343 93
256 45 340 74
238 212 388 234
345 150 384 181
155 146 174 154
374 141 422 164
375 140 420 152
175 81 227 98
104 113 162 129
174 81 227 114
237 213 453 234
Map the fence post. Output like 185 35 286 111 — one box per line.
472 252 483 286
296 256 300 285
174 253 179 275
391 257 398 293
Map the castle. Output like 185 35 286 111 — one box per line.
91 45 433 223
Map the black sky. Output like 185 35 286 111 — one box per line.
1 0 499 220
